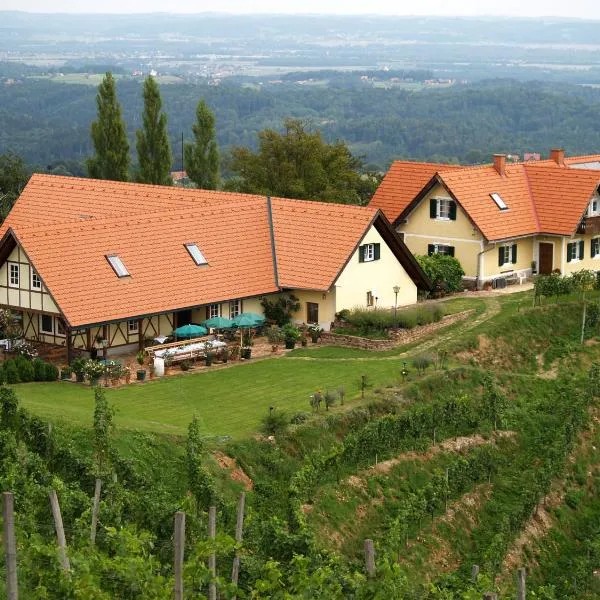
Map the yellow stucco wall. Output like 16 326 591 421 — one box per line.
334 224 417 311
398 184 484 278
480 236 535 282
559 233 600 275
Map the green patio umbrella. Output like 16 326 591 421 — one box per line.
232 312 265 327
203 316 235 329
173 324 208 339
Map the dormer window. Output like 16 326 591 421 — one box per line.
106 255 130 278
588 198 600 217
490 193 508 211
184 243 208 266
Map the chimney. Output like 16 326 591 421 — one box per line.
493 154 506 176
550 148 565 166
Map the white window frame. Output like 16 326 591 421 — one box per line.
40 313 54 335
500 244 515 267
184 243 208 266
366 291 374 307
588 198 600 217
31 269 42 290
56 318 66 337
8 262 19 288
229 300 241 318
433 244 454 255
208 303 220 319
106 254 130 278
567 240 582 263
363 243 375 262
593 237 600 259
127 319 139 333
436 198 452 220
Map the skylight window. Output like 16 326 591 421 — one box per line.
106 255 130 278
185 243 208 266
490 193 508 211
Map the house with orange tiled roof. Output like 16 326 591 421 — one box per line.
370 149 600 288
0 175 430 360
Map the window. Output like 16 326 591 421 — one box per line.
106 255 130 278
184 243 208 266
427 244 455 257
229 299 241 318
567 240 584 263
359 243 380 262
307 302 319 323
490 193 508 211
128 320 139 333
8 262 19 288
498 244 517 267
592 237 600 259
56 319 66 337
430 198 457 221
31 269 42 290
589 199 600 217
366 291 374 307
208 303 220 319
40 314 53 334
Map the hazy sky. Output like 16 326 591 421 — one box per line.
2 0 600 19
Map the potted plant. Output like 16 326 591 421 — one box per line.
241 330 254 359
180 359 191 371
203 341 214 366
230 345 240 361
221 347 230 363
531 260 537 275
136 350 146 381
124 367 131 384
71 357 86 383
282 324 301 349
108 361 124 386
83 359 104 386
60 366 72 381
308 323 323 344
266 325 283 352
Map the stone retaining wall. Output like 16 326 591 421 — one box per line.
319 310 475 351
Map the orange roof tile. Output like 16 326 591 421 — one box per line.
2 175 428 327
369 161 464 223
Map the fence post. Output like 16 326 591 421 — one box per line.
48 490 70 573
90 479 102 545
231 492 246 599
471 564 480 583
174 511 185 600
364 538 376 578
3 492 18 600
517 567 526 600
208 506 217 600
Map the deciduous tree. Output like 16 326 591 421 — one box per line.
184 99 219 189
136 76 172 185
0 152 29 220
87 72 130 181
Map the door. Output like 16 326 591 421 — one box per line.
307 302 319 324
539 243 553 275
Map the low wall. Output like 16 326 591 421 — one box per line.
320 310 475 351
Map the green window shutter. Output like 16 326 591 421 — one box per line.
511 244 517 264
449 201 457 221
373 243 381 260
430 199 437 219
358 245 365 262
448 246 455 257
498 247 504 267
579 240 585 260
428 244 435 256
567 243 572 263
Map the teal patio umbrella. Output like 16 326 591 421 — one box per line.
203 316 235 329
232 312 265 327
173 324 208 339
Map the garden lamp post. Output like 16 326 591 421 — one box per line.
393 285 400 328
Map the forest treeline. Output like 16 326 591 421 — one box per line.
3 77 600 174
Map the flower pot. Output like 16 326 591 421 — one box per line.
205 356 213 367
311 335 320 344
136 369 146 381
241 348 252 360
75 372 85 383
285 339 296 349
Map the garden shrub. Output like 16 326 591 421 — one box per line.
260 408 289 436
261 293 301 326
3 359 19 384
32 358 46 382
290 411 309 425
44 363 59 382
416 253 465 295
15 356 34 383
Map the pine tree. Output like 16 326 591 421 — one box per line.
87 72 130 181
136 76 172 185
184 99 220 190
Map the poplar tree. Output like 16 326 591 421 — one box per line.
87 72 130 181
184 99 220 190
136 76 172 185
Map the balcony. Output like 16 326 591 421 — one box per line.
578 216 600 235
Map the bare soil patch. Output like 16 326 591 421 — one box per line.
213 451 253 491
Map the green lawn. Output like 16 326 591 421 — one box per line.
13 357 406 439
